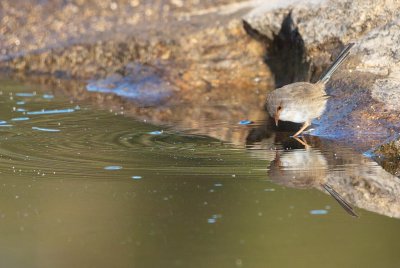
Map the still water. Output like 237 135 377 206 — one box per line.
0 79 400 268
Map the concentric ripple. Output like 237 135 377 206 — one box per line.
0 82 265 180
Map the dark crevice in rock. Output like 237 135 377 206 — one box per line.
268 11 310 87
244 12 310 88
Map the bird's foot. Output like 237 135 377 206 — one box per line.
293 136 310 149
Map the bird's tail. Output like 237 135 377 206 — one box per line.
321 183 358 217
317 43 355 84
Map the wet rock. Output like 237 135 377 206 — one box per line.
375 140 400 160
86 64 175 106
243 0 400 153
371 78 400 111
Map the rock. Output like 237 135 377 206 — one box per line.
371 78 400 111
86 64 175 106
243 0 400 152
375 139 400 159
244 0 398 49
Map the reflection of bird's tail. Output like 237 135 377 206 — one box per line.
322 183 358 218
317 43 355 84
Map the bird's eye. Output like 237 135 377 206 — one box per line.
277 106 282 111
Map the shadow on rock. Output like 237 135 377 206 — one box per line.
244 11 310 87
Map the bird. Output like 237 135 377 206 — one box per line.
266 43 355 137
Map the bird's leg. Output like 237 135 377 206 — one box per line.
293 121 310 137
293 136 310 149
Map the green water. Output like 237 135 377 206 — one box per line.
0 79 400 268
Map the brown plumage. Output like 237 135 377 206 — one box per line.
266 43 355 137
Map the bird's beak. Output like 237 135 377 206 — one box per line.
274 110 280 126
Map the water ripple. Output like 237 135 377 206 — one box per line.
0 108 259 180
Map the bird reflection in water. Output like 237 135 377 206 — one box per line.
246 125 358 217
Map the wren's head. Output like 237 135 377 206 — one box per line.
266 92 284 126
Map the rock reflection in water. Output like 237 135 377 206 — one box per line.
246 126 400 218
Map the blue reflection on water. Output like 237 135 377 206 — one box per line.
27 108 75 115
32 127 61 132
148 130 163 135
43 94 54 99
11 117 30 121
310 209 328 215
104 166 123 170
16 93 36 97
238 120 253 125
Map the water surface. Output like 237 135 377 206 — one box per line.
0 79 400 268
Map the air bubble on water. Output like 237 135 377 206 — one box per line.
264 188 275 192
207 218 216 224
236 258 243 267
